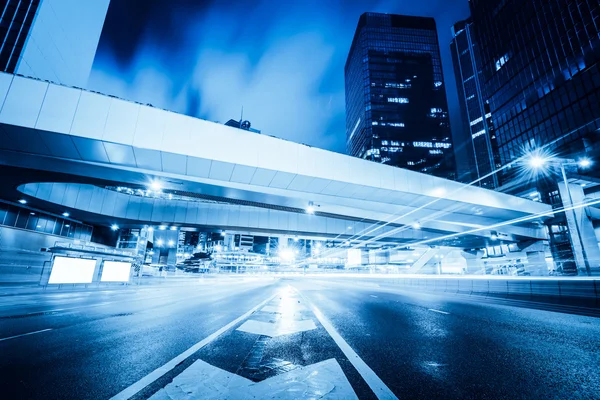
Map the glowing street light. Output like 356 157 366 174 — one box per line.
156 239 164 247
18 199 27 204
578 158 592 168
168 240 175 247
412 222 421 229
111 224 119 231
528 155 547 169
149 180 162 191
62 212 70 217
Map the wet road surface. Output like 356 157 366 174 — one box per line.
1 276 599 399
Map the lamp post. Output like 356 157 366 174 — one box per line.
528 154 592 276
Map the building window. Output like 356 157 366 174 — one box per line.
388 97 409 103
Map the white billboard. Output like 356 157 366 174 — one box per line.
48 256 96 284
100 261 132 282
347 249 362 266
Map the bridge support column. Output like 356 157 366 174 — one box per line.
557 182 600 276
460 249 485 274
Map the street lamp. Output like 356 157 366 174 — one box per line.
526 152 592 275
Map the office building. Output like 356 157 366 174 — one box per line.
470 0 600 275
0 0 109 87
345 12 455 179
450 19 500 188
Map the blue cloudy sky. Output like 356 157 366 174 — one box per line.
90 0 470 153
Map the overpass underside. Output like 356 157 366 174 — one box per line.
0 73 552 251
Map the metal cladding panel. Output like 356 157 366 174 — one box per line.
20 182 39 197
185 203 198 224
125 197 142 220
0 73 13 110
133 147 162 171
0 76 46 128
350 185 375 200
2 125 51 156
250 169 277 186
88 186 105 214
36 85 80 133
246 207 259 228
161 152 186 175
320 181 348 196
208 161 235 181
205 205 221 225
227 207 240 226
309 178 332 193
0 126 16 150
100 190 118 215
186 157 211 178
49 183 67 204
139 199 154 220
104 98 140 145
269 171 295 189
70 91 111 139
237 206 249 227
161 113 192 155
162 201 177 222
104 142 136 167
151 199 165 222
288 213 298 231
287 175 314 192
256 139 299 175
174 201 187 222
112 194 130 217
257 209 270 229
133 106 166 149
39 132 82 159
276 210 288 230
71 136 110 163
63 184 80 208
196 205 208 225
230 165 256 184
74 184 94 210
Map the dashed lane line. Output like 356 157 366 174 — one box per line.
108 291 279 400
428 309 450 315
296 289 399 400
0 328 53 342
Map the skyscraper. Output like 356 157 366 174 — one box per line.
469 0 600 180
469 0 600 275
345 12 455 179
450 19 500 188
0 0 110 87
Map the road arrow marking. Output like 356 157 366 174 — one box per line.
236 318 317 337
149 358 357 400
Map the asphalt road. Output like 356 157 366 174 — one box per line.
1 276 599 399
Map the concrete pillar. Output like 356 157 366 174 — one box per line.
557 182 600 276
460 249 485 274
525 251 547 276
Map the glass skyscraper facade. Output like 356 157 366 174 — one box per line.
450 19 500 188
345 12 455 179
469 0 600 275
470 0 600 178
0 0 40 73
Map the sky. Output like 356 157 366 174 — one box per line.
90 0 470 154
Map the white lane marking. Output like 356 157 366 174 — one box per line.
370 295 378 298
299 293 398 400
149 358 357 399
428 309 450 315
0 328 53 342
109 291 279 400
236 319 317 337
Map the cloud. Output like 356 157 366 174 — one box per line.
89 0 469 154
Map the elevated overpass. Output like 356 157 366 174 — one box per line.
0 73 552 249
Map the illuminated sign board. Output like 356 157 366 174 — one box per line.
100 261 132 282
48 256 96 284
